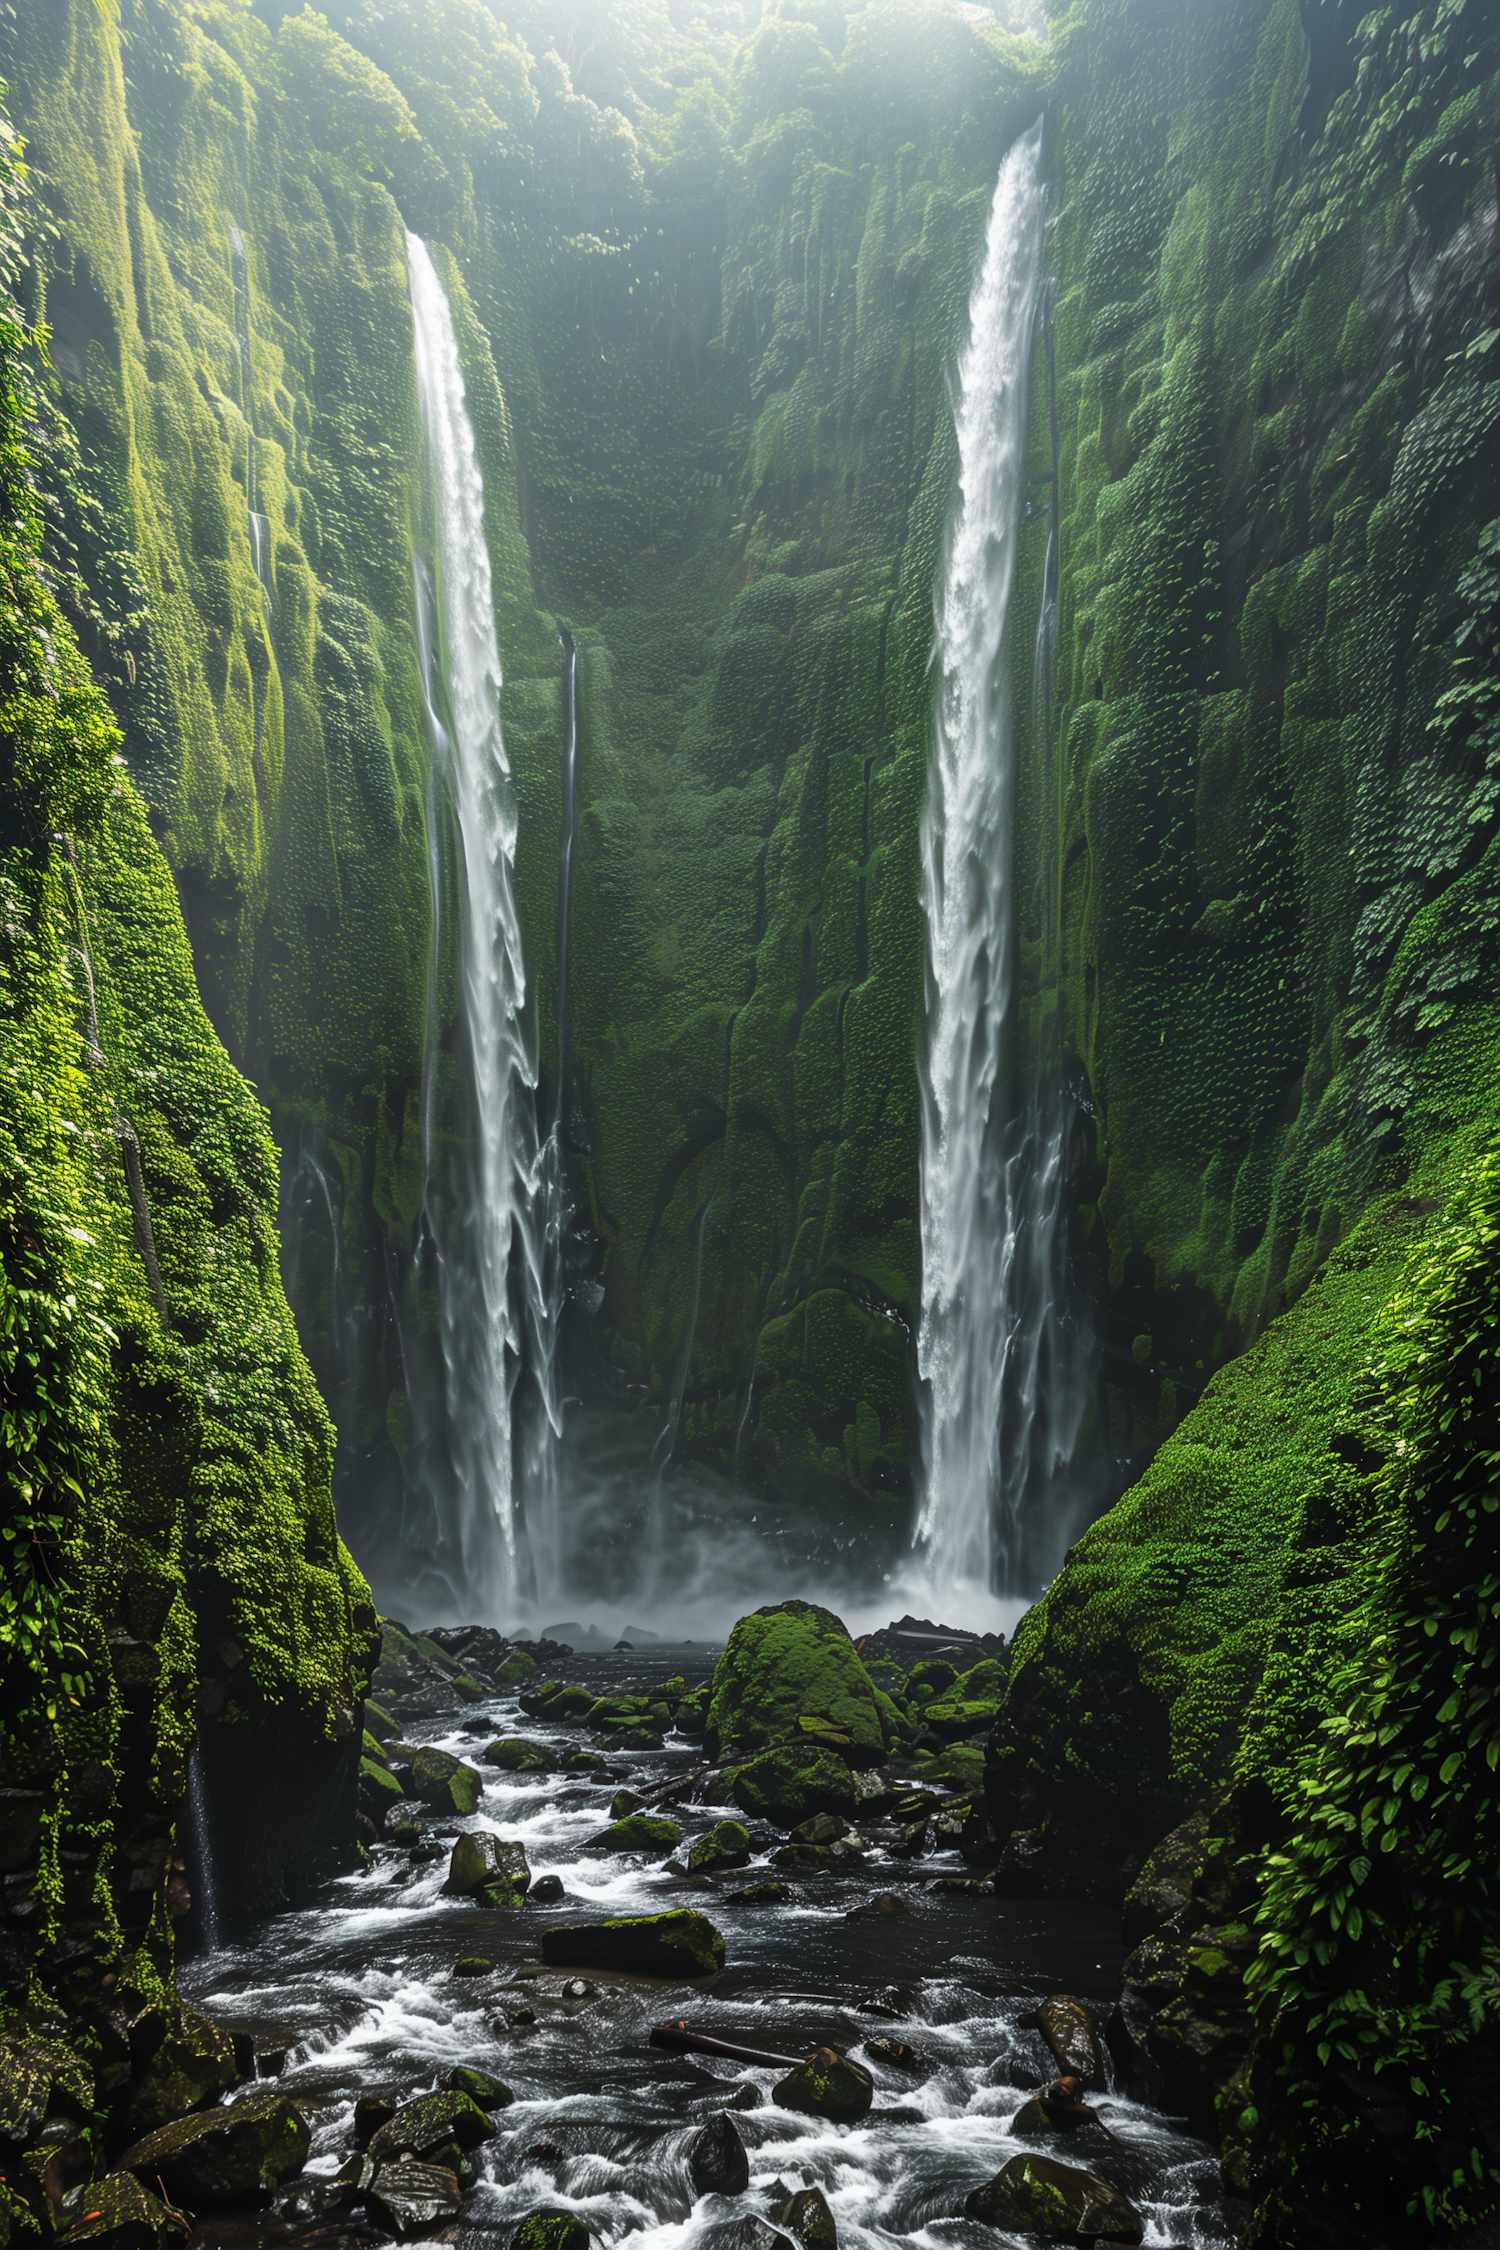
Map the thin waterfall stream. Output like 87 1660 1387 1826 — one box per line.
407 234 551 1624
917 118 1088 1614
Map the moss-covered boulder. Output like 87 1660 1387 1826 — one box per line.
409 1747 482 1814
497 1653 539 1685
444 1831 531 1899
518 1683 598 1724
121 2003 239 2136
583 1815 683 1856
368 2090 497 2163
687 1820 752 1872
775 2186 837 2250
1036 1997 1106 2088
706 1603 887 1765
728 1747 858 1828
540 1910 725 1977
771 2050 872 2121
510 2216 589 2250
120 2087 310 2204
359 1756 407 1822
443 2067 514 2110
483 1739 553 1772
963 2154 1142 2243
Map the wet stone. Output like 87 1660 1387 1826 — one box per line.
687 1820 751 1873
445 1830 531 1898
510 2213 591 2250
367 2090 497 2163
119 2086 310 2206
59 2171 187 2250
698 2218 794 2250
410 1747 482 1815
453 1956 494 1978
1036 1995 1106 2088
442 2066 514 2109
353 2095 398 2148
687 2111 750 2197
772 2048 874 2122
541 1909 725 1977
727 1878 790 1904
484 1739 553 1772
368 2160 463 2236
582 1814 683 1856
775 2185 837 2250
862 2037 926 2071
121 2002 238 2136
963 2152 1143 2243
529 1874 566 1904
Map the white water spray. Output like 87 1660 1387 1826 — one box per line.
407 235 551 1623
917 120 1069 1611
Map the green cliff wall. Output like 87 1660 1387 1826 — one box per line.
0 105 374 2072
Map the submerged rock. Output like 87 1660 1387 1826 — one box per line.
706 1600 888 1764
120 2086 310 2205
529 1873 566 1904
541 1908 725 1977
727 1878 791 1903
445 1829 532 1899
697 2220 794 2250
963 2153 1142 2243
687 2110 751 2196
771 2048 873 2121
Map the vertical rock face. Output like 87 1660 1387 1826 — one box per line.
0 99 373 2067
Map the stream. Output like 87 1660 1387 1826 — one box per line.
182 1650 1240 2250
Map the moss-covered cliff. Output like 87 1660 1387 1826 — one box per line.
0 106 374 2068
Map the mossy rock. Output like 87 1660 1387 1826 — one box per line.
582 1815 683 1855
775 2186 837 2250
510 2217 589 2250
728 1746 858 1827
497 1653 538 1685
443 2067 514 2110
61 2172 185 2250
120 2088 310 2205
518 1683 598 1724
905 1660 958 1704
771 2048 873 2121
540 1910 725 1977
706 1602 887 1765
121 2003 239 2136
359 1755 405 1816
444 1830 531 1897
410 1747 482 1814
560 1751 606 1774
364 1701 399 1743
362 1728 391 1764
963 2154 1142 2242
454 1675 488 1704
687 1820 751 1872
919 1696 1001 1739
483 1738 553 1772
368 2090 497 2162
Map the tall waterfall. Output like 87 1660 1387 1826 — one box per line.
407 234 547 1622
917 119 1082 1608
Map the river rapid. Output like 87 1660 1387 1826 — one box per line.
181 1650 1241 2250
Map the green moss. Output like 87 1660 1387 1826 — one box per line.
584 1814 682 1855
706 1599 887 1762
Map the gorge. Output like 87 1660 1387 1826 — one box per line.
1 0 1498 2244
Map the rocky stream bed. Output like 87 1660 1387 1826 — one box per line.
127 1630 1250 2250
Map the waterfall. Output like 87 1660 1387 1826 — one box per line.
407 234 545 1623
917 117 1081 1607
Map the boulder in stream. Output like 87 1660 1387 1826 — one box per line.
510 2213 591 2250
120 2086 310 2205
444 2065 515 2108
541 1908 725 1977
410 1746 483 1814
59 2171 187 2250
367 2088 498 2164
706 1601 888 1765
529 1873 566 1904
728 1747 857 1827
687 2110 750 2196
963 2154 1142 2243
771 2048 873 2121
687 1820 751 1872
484 1738 553 1772
582 1814 683 1855
775 2185 837 2250
444 1829 531 1899
369 2160 464 2235
698 2220 794 2250
1036 1996 1106 2088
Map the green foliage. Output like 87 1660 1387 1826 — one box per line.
1244 1145 1500 2238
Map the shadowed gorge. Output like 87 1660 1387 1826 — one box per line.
1 0 1498 2243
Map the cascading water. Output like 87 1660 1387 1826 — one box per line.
917 118 1088 1611
407 234 552 1623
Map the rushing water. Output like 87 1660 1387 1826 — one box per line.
917 121 1088 1610
407 235 550 1624
184 1650 1238 2250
